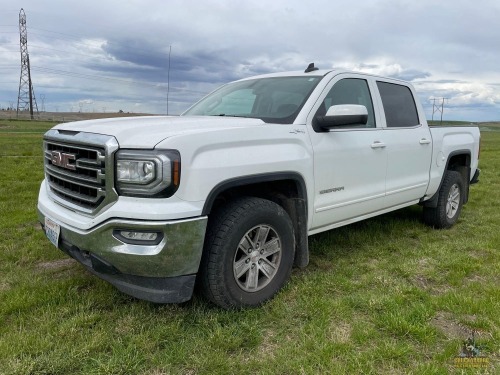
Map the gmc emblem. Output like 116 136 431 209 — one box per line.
51 151 77 170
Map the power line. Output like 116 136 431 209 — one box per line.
1 62 208 95
28 27 171 56
3 25 171 63
31 66 208 94
29 26 87 41
31 66 164 89
4 11 211 111
29 44 118 61
2 44 148 65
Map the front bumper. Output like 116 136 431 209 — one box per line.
38 208 207 303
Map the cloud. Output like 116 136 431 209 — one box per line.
341 62 431 81
0 0 499 119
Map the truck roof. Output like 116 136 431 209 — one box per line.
236 68 411 85
237 69 334 80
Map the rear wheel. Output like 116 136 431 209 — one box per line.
423 170 465 228
200 197 295 309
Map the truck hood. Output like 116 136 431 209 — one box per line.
53 116 266 148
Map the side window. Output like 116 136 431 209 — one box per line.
316 78 376 128
377 81 419 127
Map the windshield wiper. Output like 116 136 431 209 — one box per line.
210 114 248 118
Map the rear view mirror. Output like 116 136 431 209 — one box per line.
316 104 368 129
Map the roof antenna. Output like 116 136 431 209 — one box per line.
304 63 319 73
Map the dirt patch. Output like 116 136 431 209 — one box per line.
141 369 173 375
0 282 11 292
467 248 490 259
36 258 76 271
328 321 352 343
412 275 431 290
465 274 487 283
411 275 452 295
418 257 431 267
431 312 481 340
16 221 43 231
258 329 278 359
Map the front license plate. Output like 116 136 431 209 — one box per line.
45 217 60 248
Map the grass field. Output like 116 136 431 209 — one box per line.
0 119 498 374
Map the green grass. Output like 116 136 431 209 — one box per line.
0 120 498 374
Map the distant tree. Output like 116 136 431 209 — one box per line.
118 109 124 113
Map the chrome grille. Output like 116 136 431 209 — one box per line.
43 130 119 214
44 142 106 209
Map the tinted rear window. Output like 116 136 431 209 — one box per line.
377 81 419 127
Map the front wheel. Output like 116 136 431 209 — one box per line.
423 170 465 229
200 197 295 309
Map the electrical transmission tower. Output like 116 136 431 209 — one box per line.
16 8 38 119
430 97 448 124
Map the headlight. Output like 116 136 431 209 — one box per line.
117 160 156 184
115 150 180 197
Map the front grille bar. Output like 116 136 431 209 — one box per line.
43 129 119 215
44 163 104 184
48 179 105 204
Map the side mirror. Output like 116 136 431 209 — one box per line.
316 104 368 129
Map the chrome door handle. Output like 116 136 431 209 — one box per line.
371 141 386 149
419 138 431 145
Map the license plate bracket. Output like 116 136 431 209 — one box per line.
44 217 60 248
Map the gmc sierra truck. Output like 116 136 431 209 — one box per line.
38 64 481 309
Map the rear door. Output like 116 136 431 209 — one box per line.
375 80 432 206
307 74 387 232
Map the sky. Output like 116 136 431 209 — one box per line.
1 0 499 121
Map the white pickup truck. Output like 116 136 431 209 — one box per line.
38 64 480 308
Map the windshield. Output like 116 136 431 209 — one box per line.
182 76 322 124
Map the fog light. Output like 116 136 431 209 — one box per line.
113 230 163 245
120 231 157 241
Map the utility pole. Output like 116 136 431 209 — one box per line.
16 8 38 119
40 94 46 112
167 45 171 115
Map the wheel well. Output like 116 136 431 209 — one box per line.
203 175 310 268
423 151 471 208
447 153 470 173
207 179 300 214
447 152 471 203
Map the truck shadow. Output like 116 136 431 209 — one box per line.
306 205 426 269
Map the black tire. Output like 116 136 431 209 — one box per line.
200 197 295 309
423 170 465 229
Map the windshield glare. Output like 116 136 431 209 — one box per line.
182 76 321 123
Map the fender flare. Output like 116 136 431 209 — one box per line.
202 172 310 268
422 149 471 208
202 172 308 215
